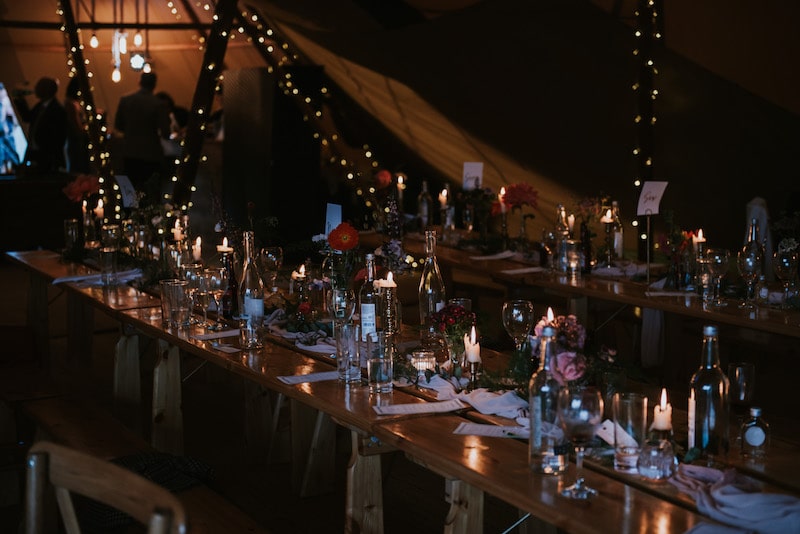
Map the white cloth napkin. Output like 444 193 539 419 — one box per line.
469 250 518 261
296 339 336 356
415 377 527 419
277 371 340 385
52 268 143 285
500 266 545 275
669 464 800 534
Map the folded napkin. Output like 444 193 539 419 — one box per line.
453 422 528 438
669 464 800 534
458 389 528 419
277 371 340 385
500 266 545 275
52 268 143 286
469 250 518 261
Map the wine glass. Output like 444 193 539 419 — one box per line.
557 386 604 500
328 288 356 335
736 247 762 309
706 248 730 307
179 263 203 324
772 250 798 309
258 247 283 293
195 274 213 329
502 299 535 353
204 267 229 331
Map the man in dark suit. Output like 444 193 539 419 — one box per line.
14 77 68 174
114 72 171 204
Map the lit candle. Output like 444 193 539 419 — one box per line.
600 209 613 224
567 214 575 234
464 325 481 363
172 220 184 242
546 306 555 324
651 388 673 431
93 199 104 220
216 237 233 253
688 390 696 449
385 271 397 288
193 236 202 261
499 187 507 214
438 188 448 209
82 199 87 215
291 264 306 280
397 175 404 206
693 229 706 254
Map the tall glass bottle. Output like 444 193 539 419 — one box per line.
417 180 433 233
611 200 624 260
743 218 765 271
359 253 378 341
418 230 446 325
240 231 265 349
220 250 239 319
688 325 730 462
529 326 568 474
554 204 570 273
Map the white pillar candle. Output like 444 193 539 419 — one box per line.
688 390 696 449
93 199 104 220
439 189 448 209
499 187 507 214
216 237 233 253
464 325 481 363
193 236 202 261
652 388 673 430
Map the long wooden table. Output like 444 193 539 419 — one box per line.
9 249 797 533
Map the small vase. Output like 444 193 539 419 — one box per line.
324 250 353 290
446 335 466 368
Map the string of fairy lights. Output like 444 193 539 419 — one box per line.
632 0 662 260
55 0 388 226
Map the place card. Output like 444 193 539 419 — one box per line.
645 291 698 298
462 162 483 190
373 398 467 416
453 422 529 438
277 371 340 385
192 330 240 341
469 250 517 261
211 344 241 354
500 266 545 275
596 419 636 447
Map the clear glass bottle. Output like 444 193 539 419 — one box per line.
220 250 239 320
418 230 446 325
741 407 769 460
611 200 624 260
754 274 769 307
529 326 568 474
417 180 433 233
554 204 570 273
743 218 765 272
240 231 265 349
688 325 730 462
359 253 379 341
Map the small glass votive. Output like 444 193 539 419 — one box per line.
63 218 80 253
565 239 581 279
410 350 436 377
637 440 676 481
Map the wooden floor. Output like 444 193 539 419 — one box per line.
0 258 526 533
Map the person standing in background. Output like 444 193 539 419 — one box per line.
64 77 90 174
13 77 68 174
114 72 171 204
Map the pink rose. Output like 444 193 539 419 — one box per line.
551 351 587 386
374 169 392 189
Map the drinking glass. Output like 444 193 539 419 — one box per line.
728 362 756 447
772 250 798 309
204 267 228 331
179 262 204 324
737 248 762 309
557 386 603 500
195 274 213 328
258 247 284 293
706 248 730 307
502 299 535 353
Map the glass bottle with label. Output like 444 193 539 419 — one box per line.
529 326 568 474
418 230 446 325
417 180 433 233
359 253 379 341
240 231 265 349
555 204 570 273
688 325 730 462
611 200 624 260
741 407 769 460
220 249 239 319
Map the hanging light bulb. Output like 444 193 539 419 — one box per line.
90 33 99 48
118 32 128 54
112 66 121 83
130 52 145 71
143 62 152 74
133 31 143 47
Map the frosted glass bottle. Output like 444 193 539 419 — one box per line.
612 200 624 259
418 230 446 325
688 325 730 462
741 407 769 460
359 253 378 341
529 326 568 474
240 231 265 349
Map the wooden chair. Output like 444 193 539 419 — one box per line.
24 441 188 534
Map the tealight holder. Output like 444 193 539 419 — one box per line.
410 350 436 379
637 439 676 481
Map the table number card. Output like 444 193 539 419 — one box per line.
115 175 138 208
462 162 483 191
637 181 668 216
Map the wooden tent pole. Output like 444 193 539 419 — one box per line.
171 0 237 208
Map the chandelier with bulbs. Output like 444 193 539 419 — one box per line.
88 0 151 82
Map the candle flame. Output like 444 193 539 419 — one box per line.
697 228 704 240
175 219 180 229
195 236 201 246
546 307 554 323
397 175 404 185
387 271 394 283
499 187 506 200
606 209 612 219
660 388 668 410
299 264 305 276
470 325 477 344
222 237 228 247
97 199 103 209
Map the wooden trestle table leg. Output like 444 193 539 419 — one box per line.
345 430 389 534
113 325 142 435
443 478 484 534
151 339 183 454
290 400 336 496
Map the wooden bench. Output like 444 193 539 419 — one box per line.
18 394 269 533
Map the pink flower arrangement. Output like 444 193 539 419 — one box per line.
551 351 588 386
374 169 392 190
502 183 538 209
530 313 589 385
62 174 100 202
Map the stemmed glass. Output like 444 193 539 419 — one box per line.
259 247 283 293
706 248 730 307
204 267 229 331
179 263 203 324
328 288 356 336
773 250 798 309
502 300 535 353
736 247 762 309
195 274 213 329
557 386 604 500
